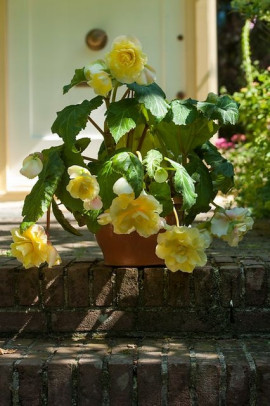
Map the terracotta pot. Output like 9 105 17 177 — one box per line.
95 225 165 267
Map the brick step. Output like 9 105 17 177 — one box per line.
0 256 269 335
0 337 269 405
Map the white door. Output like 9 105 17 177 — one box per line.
7 0 186 191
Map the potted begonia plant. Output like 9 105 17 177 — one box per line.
10 35 253 272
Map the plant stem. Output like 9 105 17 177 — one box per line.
137 124 149 151
121 89 130 100
46 203 51 239
112 83 120 103
242 19 253 86
88 117 105 136
173 206 180 227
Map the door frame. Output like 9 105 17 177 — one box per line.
0 0 217 201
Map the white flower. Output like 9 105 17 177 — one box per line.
113 177 133 195
20 153 43 179
210 207 254 246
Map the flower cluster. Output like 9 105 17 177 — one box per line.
11 35 253 273
215 133 246 150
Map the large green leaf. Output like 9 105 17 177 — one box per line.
155 117 218 158
97 151 144 209
149 181 173 216
170 99 198 125
167 159 197 210
197 141 234 193
197 93 239 125
143 149 163 177
22 147 65 223
63 68 86 94
52 198 82 236
106 99 139 143
128 82 169 120
51 97 103 149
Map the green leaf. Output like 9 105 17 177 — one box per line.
155 118 218 158
51 97 103 150
84 210 102 233
97 151 144 208
198 141 234 193
167 159 197 210
197 93 239 125
143 149 163 177
149 182 173 216
106 99 139 143
52 198 82 236
63 68 86 94
20 222 35 233
128 82 169 120
75 137 91 153
185 154 215 224
170 99 198 125
22 147 65 223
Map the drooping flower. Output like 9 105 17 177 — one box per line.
66 165 101 203
88 71 113 97
20 153 43 179
210 207 254 247
156 226 210 273
106 36 148 84
10 224 61 269
100 192 163 237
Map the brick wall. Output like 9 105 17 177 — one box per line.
0 255 269 336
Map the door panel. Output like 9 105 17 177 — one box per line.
7 0 185 190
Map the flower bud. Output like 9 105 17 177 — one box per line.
154 168 168 183
20 153 43 179
113 177 133 195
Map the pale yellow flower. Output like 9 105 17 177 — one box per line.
136 64 156 85
97 209 112 226
66 166 100 201
88 71 113 97
84 59 108 80
156 226 209 273
210 207 254 247
106 36 147 84
10 224 61 269
20 153 43 179
108 192 163 237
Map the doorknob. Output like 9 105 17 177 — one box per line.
85 29 108 50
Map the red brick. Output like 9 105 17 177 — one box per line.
41 266 64 307
253 353 270 405
195 352 221 406
51 310 135 332
137 354 162 406
78 354 103 406
143 268 164 306
47 357 76 405
17 358 44 405
67 262 89 307
219 266 242 307
167 270 190 307
17 268 40 306
0 312 47 333
108 354 133 405
137 310 228 333
0 267 15 306
193 266 216 306
115 268 139 307
224 354 250 405
168 351 191 406
244 265 267 306
92 265 113 306
234 310 270 333
0 357 15 404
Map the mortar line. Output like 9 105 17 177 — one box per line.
240 340 257 406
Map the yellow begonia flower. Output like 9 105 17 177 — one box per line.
66 166 100 201
97 209 112 226
10 224 61 269
84 59 108 80
88 71 113 97
106 36 147 84
210 207 254 247
108 192 163 237
156 226 210 273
